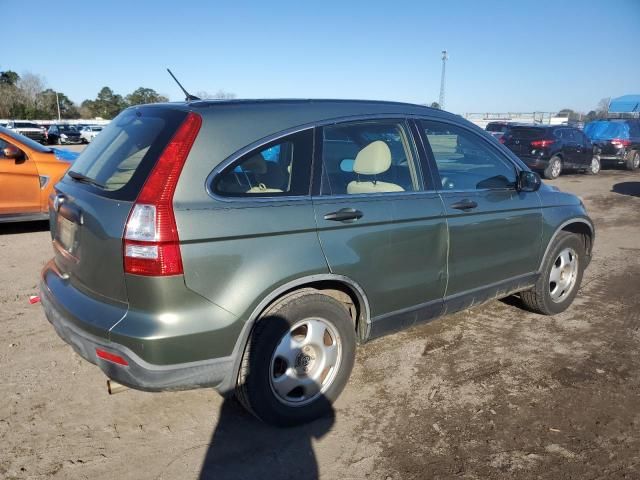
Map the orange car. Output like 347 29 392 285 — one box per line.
0 126 76 222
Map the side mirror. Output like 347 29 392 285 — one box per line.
2 145 22 160
517 170 541 192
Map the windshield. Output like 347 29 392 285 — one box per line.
584 121 629 140
0 126 53 153
58 125 78 132
14 122 40 129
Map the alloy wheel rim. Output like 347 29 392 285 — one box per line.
591 157 600 174
269 317 342 406
551 160 561 178
634 153 640 169
549 247 579 303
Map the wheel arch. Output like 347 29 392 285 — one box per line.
224 274 371 393
538 218 594 272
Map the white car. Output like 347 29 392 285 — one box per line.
79 125 104 143
6 120 47 143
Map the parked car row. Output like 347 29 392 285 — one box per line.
486 118 640 179
3 120 105 145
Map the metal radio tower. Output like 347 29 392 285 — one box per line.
439 50 448 109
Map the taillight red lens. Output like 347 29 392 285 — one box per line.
611 138 631 147
96 348 129 366
499 136 506 144
123 112 202 276
530 139 555 148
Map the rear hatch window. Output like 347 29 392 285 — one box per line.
507 127 546 140
67 107 187 200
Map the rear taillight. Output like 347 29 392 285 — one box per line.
123 112 202 276
611 138 631 148
530 139 555 148
499 136 506 144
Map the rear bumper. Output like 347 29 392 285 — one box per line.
40 267 236 393
517 155 549 170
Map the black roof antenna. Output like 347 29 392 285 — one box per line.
166 68 200 101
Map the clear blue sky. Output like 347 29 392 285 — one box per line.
3 0 639 113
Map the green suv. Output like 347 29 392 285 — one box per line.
40 100 594 425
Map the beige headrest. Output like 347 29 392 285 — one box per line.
243 153 268 174
353 141 391 175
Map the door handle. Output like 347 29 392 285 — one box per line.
323 208 364 222
450 200 478 211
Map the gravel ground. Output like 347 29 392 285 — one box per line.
1 164 639 480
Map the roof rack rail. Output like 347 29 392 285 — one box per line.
606 112 640 119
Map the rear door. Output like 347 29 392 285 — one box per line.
418 119 542 309
572 129 591 167
49 106 188 329
0 138 40 215
312 119 447 326
558 128 579 167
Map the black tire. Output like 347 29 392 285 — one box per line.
520 231 585 315
544 156 562 179
626 150 639 171
585 155 600 175
235 291 356 426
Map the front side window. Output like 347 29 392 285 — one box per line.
213 129 313 197
320 121 419 195
421 120 516 191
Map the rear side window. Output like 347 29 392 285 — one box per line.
212 129 313 197
67 107 187 200
421 120 516 191
319 121 420 195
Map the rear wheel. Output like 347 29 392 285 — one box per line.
235 292 356 426
544 156 562 179
626 150 639 171
520 231 585 315
585 155 600 175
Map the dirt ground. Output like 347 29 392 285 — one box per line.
1 166 639 480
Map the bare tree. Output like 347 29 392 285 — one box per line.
596 97 611 116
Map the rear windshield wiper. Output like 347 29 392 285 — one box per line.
67 170 105 189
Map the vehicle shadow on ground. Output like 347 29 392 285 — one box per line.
0 220 49 235
612 182 640 198
199 312 335 480
199 398 333 480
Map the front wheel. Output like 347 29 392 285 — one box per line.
235 292 356 426
544 156 562 179
520 231 585 315
585 155 600 175
626 150 639 171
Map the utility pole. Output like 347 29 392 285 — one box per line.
439 50 448 110
55 92 61 121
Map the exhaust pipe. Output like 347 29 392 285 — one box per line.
107 379 129 395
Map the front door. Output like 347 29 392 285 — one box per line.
417 119 543 309
0 139 40 215
312 120 447 330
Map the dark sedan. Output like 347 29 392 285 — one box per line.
47 124 84 145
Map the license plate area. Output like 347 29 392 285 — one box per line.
57 216 78 254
